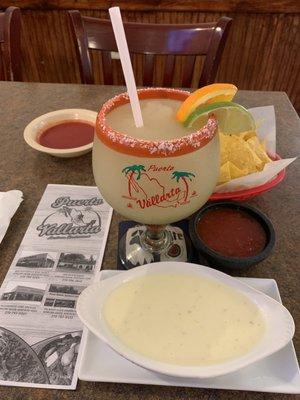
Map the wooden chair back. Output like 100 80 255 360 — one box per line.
0 6 21 81
68 11 232 87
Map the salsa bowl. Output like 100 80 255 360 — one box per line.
24 108 97 158
189 201 275 270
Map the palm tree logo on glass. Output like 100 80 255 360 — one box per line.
122 165 197 209
93 88 219 269
171 171 196 204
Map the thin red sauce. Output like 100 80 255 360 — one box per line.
196 208 267 258
38 120 94 149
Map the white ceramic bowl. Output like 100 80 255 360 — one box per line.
77 262 295 379
23 108 97 158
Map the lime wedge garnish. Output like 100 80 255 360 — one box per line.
184 101 256 134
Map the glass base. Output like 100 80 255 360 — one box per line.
119 224 192 269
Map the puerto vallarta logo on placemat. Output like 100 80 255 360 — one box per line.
36 196 103 239
122 164 197 210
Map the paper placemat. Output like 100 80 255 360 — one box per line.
0 184 113 390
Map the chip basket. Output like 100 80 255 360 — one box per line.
210 154 286 201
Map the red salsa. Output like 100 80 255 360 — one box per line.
38 120 94 149
196 208 267 258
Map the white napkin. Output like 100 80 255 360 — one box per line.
214 106 297 193
0 190 23 244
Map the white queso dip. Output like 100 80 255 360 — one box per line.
103 274 265 366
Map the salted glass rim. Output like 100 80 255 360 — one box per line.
95 88 218 158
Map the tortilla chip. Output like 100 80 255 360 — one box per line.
247 136 271 164
239 130 256 141
219 132 229 164
248 145 265 171
228 161 248 179
218 129 273 183
226 135 263 173
260 139 267 150
218 161 231 184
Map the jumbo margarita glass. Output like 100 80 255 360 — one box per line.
93 88 219 268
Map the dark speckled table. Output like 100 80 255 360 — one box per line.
0 82 299 400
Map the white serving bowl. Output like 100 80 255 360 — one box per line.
77 262 295 379
23 108 97 158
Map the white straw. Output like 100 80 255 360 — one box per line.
109 7 144 128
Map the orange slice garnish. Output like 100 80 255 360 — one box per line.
176 83 238 123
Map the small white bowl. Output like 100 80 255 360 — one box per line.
23 108 97 158
77 262 295 379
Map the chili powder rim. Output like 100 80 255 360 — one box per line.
95 88 218 158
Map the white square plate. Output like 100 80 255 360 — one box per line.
78 270 300 394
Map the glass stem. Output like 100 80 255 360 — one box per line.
141 224 170 253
